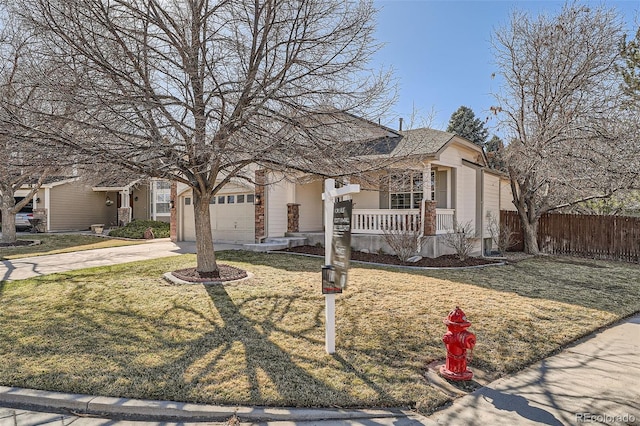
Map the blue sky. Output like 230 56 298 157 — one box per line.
373 0 640 134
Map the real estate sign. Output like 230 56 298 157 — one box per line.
331 199 352 289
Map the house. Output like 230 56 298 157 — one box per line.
173 121 507 258
14 177 171 232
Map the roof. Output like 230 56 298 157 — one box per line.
394 128 456 156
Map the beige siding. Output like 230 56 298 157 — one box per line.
267 174 294 238
351 189 379 209
49 184 115 231
500 178 518 211
180 190 196 241
456 164 476 229
296 180 323 232
483 173 501 238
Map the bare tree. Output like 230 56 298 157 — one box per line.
10 0 398 277
491 2 638 254
0 6 69 244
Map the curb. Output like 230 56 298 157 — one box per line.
0 386 418 423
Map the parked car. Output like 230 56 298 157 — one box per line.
15 212 34 231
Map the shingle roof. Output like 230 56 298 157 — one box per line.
392 128 456 157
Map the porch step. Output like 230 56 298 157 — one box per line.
242 237 308 252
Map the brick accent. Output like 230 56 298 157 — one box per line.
423 200 437 236
118 207 132 227
254 170 266 241
287 203 300 233
170 181 177 242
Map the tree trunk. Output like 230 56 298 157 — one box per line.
192 190 218 277
1 202 17 244
520 215 540 255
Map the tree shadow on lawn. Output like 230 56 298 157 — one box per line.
399 256 640 315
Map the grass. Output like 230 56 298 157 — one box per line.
0 234 144 260
0 252 638 414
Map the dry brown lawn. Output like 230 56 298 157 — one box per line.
0 251 638 414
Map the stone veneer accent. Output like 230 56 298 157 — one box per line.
170 181 177 242
118 207 131 227
287 203 300 233
254 170 266 241
423 200 437 236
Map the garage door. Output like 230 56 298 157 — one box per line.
181 191 255 243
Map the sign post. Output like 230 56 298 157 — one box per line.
322 178 359 354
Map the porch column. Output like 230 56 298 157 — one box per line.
117 188 131 226
255 169 266 242
423 163 432 201
287 203 300 232
423 200 437 236
170 182 177 242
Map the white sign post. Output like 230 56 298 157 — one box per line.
322 178 360 354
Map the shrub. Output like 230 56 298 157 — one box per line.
382 228 423 263
441 220 476 261
108 220 170 239
487 212 517 255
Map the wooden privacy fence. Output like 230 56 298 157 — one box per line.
500 211 640 262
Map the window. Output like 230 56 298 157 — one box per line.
237 194 245 203
227 195 235 204
389 171 427 209
153 180 171 216
218 196 225 204
185 197 191 206
247 194 255 204
210 197 216 204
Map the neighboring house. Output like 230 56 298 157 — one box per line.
173 120 510 258
14 177 171 232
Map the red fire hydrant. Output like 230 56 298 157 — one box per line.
440 306 476 381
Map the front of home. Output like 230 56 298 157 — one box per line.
173 123 506 258
15 177 173 232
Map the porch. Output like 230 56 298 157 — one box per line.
351 208 455 235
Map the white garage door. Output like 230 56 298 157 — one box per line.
181 191 255 243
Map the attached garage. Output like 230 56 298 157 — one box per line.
180 184 255 243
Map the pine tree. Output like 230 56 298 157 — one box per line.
446 106 489 146
620 27 640 103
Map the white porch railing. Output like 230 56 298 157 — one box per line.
351 209 456 235
435 209 455 234
351 209 421 234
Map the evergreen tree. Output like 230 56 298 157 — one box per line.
620 27 640 104
446 106 489 146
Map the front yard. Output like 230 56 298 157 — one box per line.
0 251 638 414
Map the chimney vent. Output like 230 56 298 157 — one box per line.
399 117 403 132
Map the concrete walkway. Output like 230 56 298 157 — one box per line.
0 238 243 281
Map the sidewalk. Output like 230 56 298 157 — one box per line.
0 314 638 425
0 239 242 281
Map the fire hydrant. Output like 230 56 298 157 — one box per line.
440 306 476 381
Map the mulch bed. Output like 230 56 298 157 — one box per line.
171 264 248 283
277 245 501 268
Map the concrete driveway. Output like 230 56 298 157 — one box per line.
0 238 242 281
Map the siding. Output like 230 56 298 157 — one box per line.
500 179 517 211
456 164 477 229
267 173 294 237
483 173 501 238
50 184 115 231
296 180 323 232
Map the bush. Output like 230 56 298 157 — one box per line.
382 228 423 263
108 220 170 239
441 220 476 261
